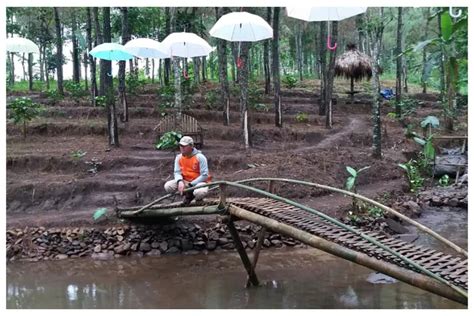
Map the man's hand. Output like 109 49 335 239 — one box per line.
178 180 186 195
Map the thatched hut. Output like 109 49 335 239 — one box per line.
335 43 374 102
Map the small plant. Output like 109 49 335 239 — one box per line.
95 96 107 107
345 166 370 193
45 89 63 105
64 81 86 103
7 97 43 138
398 160 424 192
157 85 176 109
413 135 435 172
252 103 270 112
347 210 363 225
386 112 398 120
367 206 384 219
282 73 297 89
420 115 440 136
155 131 182 150
71 150 87 160
126 73 146 95
295 112 309 123
439 174 450 187
204 90 219 110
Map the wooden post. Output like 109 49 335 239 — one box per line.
219 183 227 207
246 227 266 287
225 216 260 286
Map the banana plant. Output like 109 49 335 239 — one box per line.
345 166 371 193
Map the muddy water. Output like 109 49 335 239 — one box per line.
7 246 465 309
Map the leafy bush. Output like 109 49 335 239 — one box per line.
295 112 309 123
251 103 270 112
398 160 425 192
45 89 63 105
157 85 176 109
7 97 43 138
95 96 107 107
126 73 146 95
389 97 422 118
155 131 182 150
282 73 297 89
71 149 87 160
204 90 219 110
438 174 450 187
64 81 86 103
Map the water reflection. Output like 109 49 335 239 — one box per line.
7 248 465 309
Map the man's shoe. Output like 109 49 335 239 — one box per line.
182 192 194 206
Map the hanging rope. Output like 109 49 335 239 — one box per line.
327 21 337 51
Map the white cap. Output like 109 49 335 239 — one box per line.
179 136 194 146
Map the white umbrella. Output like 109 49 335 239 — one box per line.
89 43 135 61
6 37 40 54
161 32 214 58
286 7 367 22
209 12 273 42
287 7 367 51
124 38 170 59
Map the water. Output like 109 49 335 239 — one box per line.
6 247 465 309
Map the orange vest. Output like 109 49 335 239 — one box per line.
178 154 212 183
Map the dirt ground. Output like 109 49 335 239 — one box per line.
6 79 466 229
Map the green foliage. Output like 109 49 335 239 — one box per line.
155 131 182 150
157 85 176 109
92 207 108 221
248 82 264 109
204 89 219 110
282 73 297 89
345 166 370 192
7 97 42 138
295 112 309 123
386 112 398 120
45 89 63 105
126 72 147 95
398 160 425 192
64 81 86 103
95 96 107 107
70 149 87 160
367 206 385 219
438 174 450 187
251 103 270 112
389 97 422 118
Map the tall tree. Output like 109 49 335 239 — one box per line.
366 8 385 159
295 22 304 81
170 8 183 122
238 41 252 149
421 8 430 94
71 11 80 83
119 7 130 122
53 7 64 95
263 7 272 94
164 7 171 85
318 21 327 115
102 7 118 146
437 11 445 102
86 7 97 106
395 7 403 118
28 53 33 91
272 7 282 128
325 21 338 129
215 7 231 126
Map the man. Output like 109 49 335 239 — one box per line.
164 136 212 205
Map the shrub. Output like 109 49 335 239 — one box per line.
7 97 43 138
64 81 86 103
155 131 182 150
282 73 297 89
295 112 309 123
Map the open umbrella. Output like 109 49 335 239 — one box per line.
287 7 367 50
6 37 40 54
209 11 273 42
161 32 214 58
124 38 170 59
89 43 135 61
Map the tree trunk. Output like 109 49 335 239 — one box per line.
21 53 26 81
263 7 271 95
170 8 182 123
83 52 88 91
93 7 105 97
437 12 445 101
164 7 171 85
53 7 64 95
151 59 155 83
86 7 97 106
366 8 385 159
201 56 207 82
296 23 304 82
421 8 430 94
119 7 130 122
28 53 33 91
10 53 15 86
215 7 231 126
193 57 200 84
272 7 282 128
238 41 252 149
102 7 118 147
71 13 80 84
395 7 403 117
325 21 338 129
232 42 239 83
319 21 327 115
39 45 44 82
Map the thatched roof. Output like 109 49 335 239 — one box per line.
335 44 374 81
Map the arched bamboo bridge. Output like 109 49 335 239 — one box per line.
117 178 468 305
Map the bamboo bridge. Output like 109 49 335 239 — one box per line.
117 178 468 305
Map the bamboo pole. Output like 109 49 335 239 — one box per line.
246 227 267 287
119 205 222 218
235 178 468 258
229 205 467 305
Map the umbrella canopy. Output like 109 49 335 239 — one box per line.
335 44 374 81
6 37 40 54
161 32 214 58
209 12 273 42
124 38 170 59
286 7 367 22
89 43 135 61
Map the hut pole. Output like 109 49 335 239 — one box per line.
350 77 355 103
